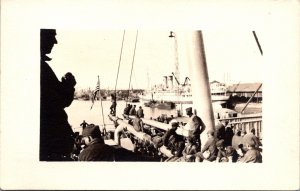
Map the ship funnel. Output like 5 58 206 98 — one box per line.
169 76 173 89
163 76 168 89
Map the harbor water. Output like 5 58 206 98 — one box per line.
65 100 262 134
65 100 185 134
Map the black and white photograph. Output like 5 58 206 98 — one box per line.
1 0 299 190
40 29 263 163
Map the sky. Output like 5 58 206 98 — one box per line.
48 30 263 90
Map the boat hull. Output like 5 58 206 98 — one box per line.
140 94 229 104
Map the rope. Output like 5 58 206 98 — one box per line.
126 30 139 106
252 31 263 56
114 30 126 99
98 76 107 135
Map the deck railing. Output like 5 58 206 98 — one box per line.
219 114 262 140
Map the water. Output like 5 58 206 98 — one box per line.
65 100 182 133
65 100 261 134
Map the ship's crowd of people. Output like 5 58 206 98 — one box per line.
69 106 262 162
140 107 263 163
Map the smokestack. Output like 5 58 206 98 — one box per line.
163 76 168 89
169 76 173 89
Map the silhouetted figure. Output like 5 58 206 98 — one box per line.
137 106 144 118
163 120 185 161
80 120 89 130
129 105 137 116
40 29 76 161
110 94 117 116
214 120 226 141
123 104 130 115
224 124 234 147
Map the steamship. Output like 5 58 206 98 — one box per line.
140 75 230 104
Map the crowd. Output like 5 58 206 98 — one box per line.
154 106 261 163
72 106 262 163
156 107 262 163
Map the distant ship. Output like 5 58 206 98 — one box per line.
140 76 230 105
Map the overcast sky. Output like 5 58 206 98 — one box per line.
48 30 263 90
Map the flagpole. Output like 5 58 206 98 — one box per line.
98 76 106 135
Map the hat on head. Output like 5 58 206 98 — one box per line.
82 125 101 138
170 119 179 127
226 146 234 155
236 126 242 132
186 107 192 113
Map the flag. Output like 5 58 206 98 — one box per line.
90 77 100 110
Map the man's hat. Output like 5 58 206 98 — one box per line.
170 119 179 127
186 107 192 113
249 127 255 133
236 126 242 132
225 146 234 155
82 124 101 138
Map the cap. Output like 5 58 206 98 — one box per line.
170 119 179 127
226 146 234 155
186 107 192 113
236 126 242 132
82 124 101 138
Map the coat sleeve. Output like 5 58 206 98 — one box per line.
162 130 171 147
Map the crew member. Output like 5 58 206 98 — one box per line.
80 120 89 130
163 120 185 161
129 105 137 116
110 94 117 116
79 125 115 161
132 114 144 132
184 107 205 150
195 130 217 162
137 106 144 118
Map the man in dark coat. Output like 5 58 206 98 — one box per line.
163 120 185 159
214 120 226 141
40 29 76 161
224 124 234 147
79 125 115 161
137 106 144 118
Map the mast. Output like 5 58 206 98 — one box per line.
169 31 182 116
183 31 215 146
